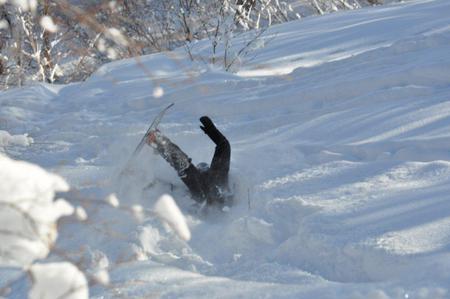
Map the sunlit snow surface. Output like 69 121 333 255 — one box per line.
2 0 450 298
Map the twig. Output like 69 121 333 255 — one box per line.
247 188 251 210
225 27 267 71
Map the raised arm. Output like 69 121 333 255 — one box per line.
199 116 230 178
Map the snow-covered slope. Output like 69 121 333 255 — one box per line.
2 0 450 298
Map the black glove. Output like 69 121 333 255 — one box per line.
200 116 225 145
199 116 216 135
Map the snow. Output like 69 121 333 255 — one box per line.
0 19 8 30
0 130 33 149
29 262 88 299
0 154 86 298
153 194 191 241
106 28 129 47
40 16 58 33
105 193 120 208
2 0 450 298
12 0 37 12
75 206 88 221
0 154 72 267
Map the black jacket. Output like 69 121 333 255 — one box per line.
150 116 231 205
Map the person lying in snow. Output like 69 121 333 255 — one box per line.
146 116 232 206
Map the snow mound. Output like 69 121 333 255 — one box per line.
29 262 88 299
153 194 191 241
0 153 71 267
0 130 33 149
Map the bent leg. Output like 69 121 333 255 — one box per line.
180 165 208 203
149 132 207 202
151 133 190 176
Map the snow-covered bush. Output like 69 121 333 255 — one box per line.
0 153 88 298
0 154 73 266
0 0 407 89
0 1 121 87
